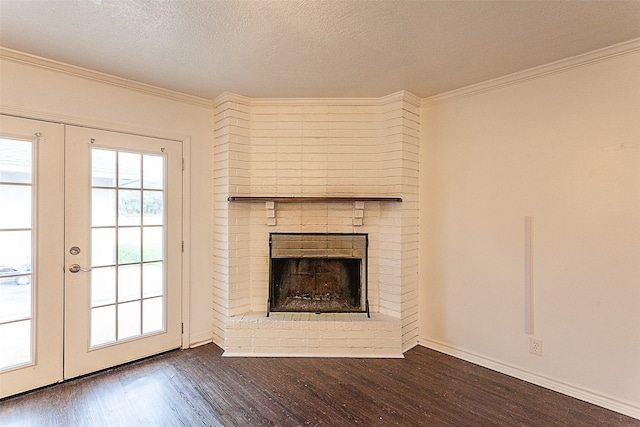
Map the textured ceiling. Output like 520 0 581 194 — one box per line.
1 1 640 99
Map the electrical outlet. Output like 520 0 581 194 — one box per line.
529 338 543 356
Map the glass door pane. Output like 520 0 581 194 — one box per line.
0 138 33 371
89 149 166 348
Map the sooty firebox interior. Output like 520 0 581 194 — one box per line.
268 233 369 317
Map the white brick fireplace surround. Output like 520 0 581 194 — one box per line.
213 92 420 357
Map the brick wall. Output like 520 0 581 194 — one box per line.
213 92 420 356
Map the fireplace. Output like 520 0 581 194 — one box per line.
214 94 420 356
268 233 369 317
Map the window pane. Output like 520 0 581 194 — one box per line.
92 188 116 227
0 320 31 370
91 266 116 307
0 184 31 229
142 227 163 262
92 228 116 267
143 155 163 190
118 227 141 263
143 297 163 334
142 190 163 225
91 305 115 347
0 280 31 323
0 230 31 267
118 190 141 226
118 152 141 189
118 264 141 303
92 149 116 187
0 138 31 184
118 300 141 340
143 262 163 298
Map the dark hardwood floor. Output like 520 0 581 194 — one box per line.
1 344 638 426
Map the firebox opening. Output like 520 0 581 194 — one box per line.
268 233 369 316
271 258 362 313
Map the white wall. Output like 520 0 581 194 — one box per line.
0 53 214 345
420 47 640 417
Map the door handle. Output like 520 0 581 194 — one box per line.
69 264 92 273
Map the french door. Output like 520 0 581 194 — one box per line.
63 126 182 379
0 117 183 397
0 115 64 397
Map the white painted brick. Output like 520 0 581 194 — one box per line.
215 96 420 357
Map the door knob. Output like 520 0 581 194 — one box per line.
69 264 92 273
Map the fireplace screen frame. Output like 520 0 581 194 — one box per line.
268 233 369 317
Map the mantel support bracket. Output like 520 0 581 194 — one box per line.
266 201 276 226
353 201 364 226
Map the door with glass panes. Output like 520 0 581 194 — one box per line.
0 115 64 397
0 117 182 397
64 126 182 379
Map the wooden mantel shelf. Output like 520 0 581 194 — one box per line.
227 196 403 203
228 196 401 226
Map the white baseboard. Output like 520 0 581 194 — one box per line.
419 337 640 421
188 332 214 349
222 351 404 358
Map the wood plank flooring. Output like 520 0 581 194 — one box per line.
1 344 638 426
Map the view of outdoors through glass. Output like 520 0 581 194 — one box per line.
0 138 33 371
90 149 165 347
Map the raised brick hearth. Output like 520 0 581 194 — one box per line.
224 312 402 357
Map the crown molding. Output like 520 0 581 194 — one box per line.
0 46 214 109
380 90 422 107
7 35 637 111
247 96 382 106
214 90 421 108
422 37 640 106
213 92 253 107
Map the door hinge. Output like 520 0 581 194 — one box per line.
182 158 185 171
182 240 185 252
181 323 184 333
